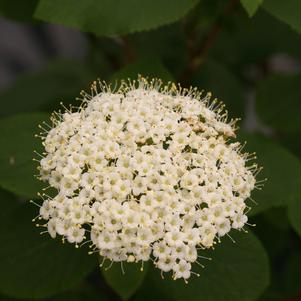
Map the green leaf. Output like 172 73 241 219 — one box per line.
0 0 38 22
101 261 149 300
0 196 97 299
0 188 19 217
256 73 301 133
34 0 199 36
211 10 301 67
130 24 186 77
241 134 301 215
110 57 174 83
263 207 290 231
0 113 48 198
288 200 301 238
263 0 301 34
150 230 269 301
0 285 109 301
48 286 110 301
133 272 173 301
195 0 229 27
191 59 244 118
252 209 291 259
241 0 263 17
278 132 301 160
0 60 95 118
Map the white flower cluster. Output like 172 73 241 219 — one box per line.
36 78 258 281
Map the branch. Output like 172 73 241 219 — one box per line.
120 36 136 64
179 0 239 84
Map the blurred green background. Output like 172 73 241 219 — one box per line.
0 1 301 301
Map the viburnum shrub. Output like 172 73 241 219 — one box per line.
34 77 260 281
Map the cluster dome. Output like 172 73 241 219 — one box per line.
36 78 257 280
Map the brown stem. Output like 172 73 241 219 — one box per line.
120 36 136 64
179 0 239 84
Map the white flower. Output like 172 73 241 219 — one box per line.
34 76 260 281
